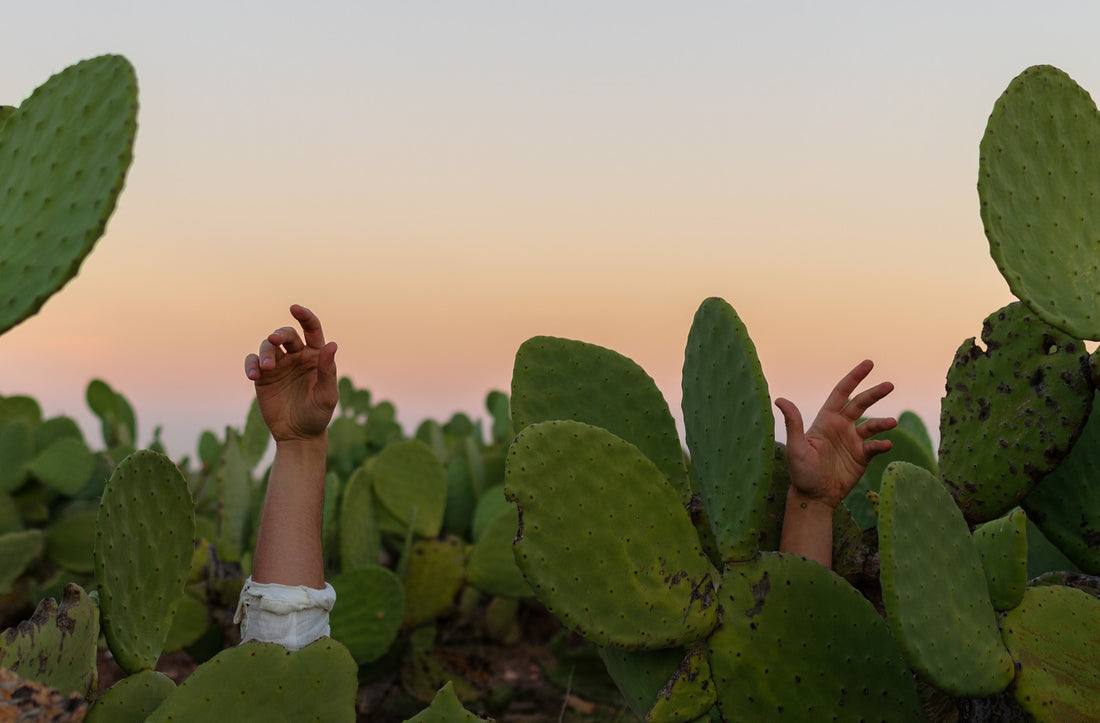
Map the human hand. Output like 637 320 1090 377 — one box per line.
244 304 338 444
775 360 895 510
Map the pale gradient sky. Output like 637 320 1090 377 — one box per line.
2 2 1098 459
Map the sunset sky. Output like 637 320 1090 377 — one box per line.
2 2 1099 459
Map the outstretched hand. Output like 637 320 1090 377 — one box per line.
775 359 896 510
244 304 339 443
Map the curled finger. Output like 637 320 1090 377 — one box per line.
268 326 305 354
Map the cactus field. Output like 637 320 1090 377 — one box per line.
3 56 1100 721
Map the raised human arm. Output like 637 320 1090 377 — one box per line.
775 359 895 567
244 304 338 589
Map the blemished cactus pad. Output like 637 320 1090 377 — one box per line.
330 566 404 664
505 420 718 649
1023 400 1100 574
598 646 712 723
938 302 1093 523
973 508 1029 611
0 55 137 335
681 298 774 564
145 639 358 722
979 65 1100 340
511 336 690 502
878 462 1014 696
706 553 922 721
372 439 447 538
94 450 195 674
999 585 1100 721
648 645 718 722
87 670 175 723
0 584 99 698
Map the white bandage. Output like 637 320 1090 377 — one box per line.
234 577 336 651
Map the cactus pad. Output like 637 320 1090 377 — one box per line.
87 670 175 723
0 529 43 593
999 585 1100 721
597 646 690 722
1023 400 1100 574
372 440 447 538
0 55 137 335
878 462 1014 695
95 450 195 674
401 537 467 629
505 420 717 649
681 297 774 563
511 335 690 501
338 465 380 571
146 639 357 722
979 64 1100 340
466 505 531 599
648 645 717 723
706 553 922 721
404 680 492 722
330 565 404 664
0 583 99 698
938 302 1092 522
973 508 1029 611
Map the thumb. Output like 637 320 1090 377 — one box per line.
775 398 806 450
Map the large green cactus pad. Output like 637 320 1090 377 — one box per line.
681 297 774 563
1023 399 1100 574
707 553 922 721
511 335 690 502
506 421 717 649
338 465 380 571
0 583 99 698
372 440 447 538
973 508 1029 611
939 302 1092 523
95 450 195 674
146 639 357 722
879 463 1014 696
87 670 175 723
330 566 404 664
847 424 938 530
979 65 1100 340
0 56 137 335
999 585 1100 721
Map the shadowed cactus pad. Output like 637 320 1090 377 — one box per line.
938 302 1092 523
404 680 492 722
87 670 175 723
511 335 689 502
682 297 774 564
999 585 1100 721
330 566 404 664
973 508 1029 611
0 55 137 335
979 65 1100 340
0 584 99 698
95 450 195 674
879 463 1014 696
505 420 718 649
706 553 922 721
146 639 357 721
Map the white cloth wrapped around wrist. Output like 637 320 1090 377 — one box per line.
234 577 335 651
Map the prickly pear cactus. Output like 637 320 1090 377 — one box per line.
973 507 1029 611
87 670 175 723
506 420 718 649
94 450 195 674
707 553 923 721
1023 400 1100 574
404 680 492 722
338 465 380 571
999 585 1100 721
0 584 99 698
511 335 690 502
466 505 531 599
146 639 358 722
599 646 715 723
0 55 137 335
329 565 404 664
0 529 43 593
401 537 467 629
878 462 1014 696
979 64 1100 340
373 440 447 538
938 302 1093 523
681 297 774 564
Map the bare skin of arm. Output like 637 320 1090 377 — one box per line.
775 360 895 567
244 304 338 589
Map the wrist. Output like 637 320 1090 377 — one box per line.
273 433 328 456
785 486 837 516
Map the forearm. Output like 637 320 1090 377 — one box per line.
778 487 835 568
251 436 328 588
